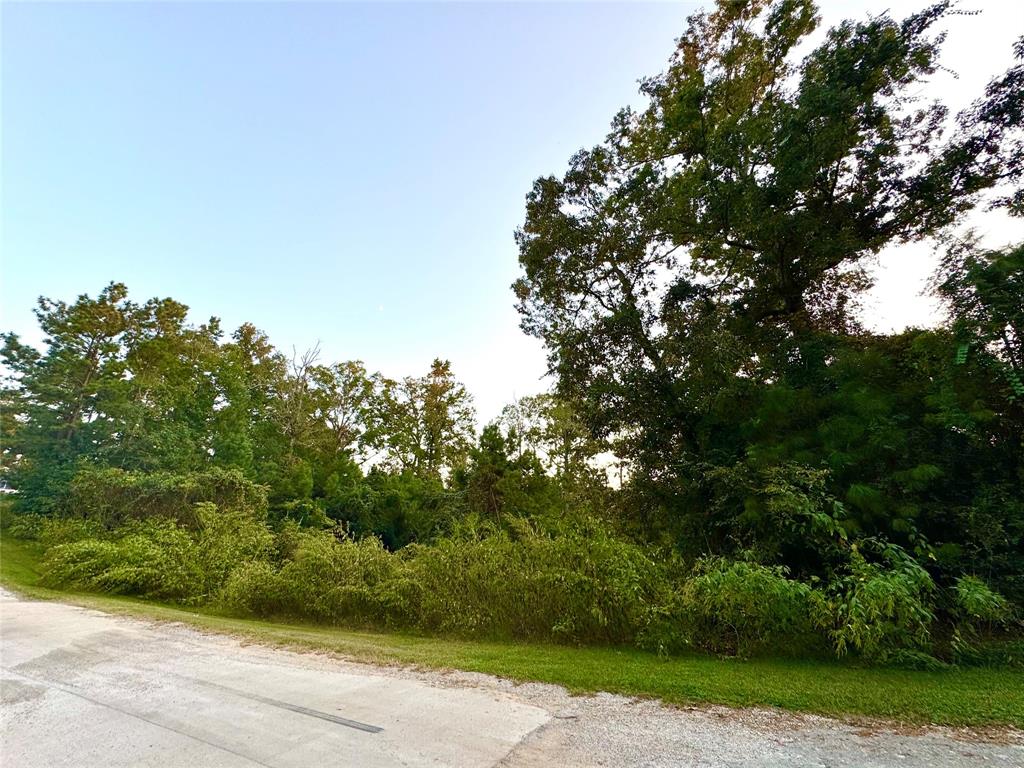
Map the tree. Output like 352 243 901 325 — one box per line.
513 0 1024 541
209 322 287 474
111 296 222 472
310 361 386 459
459 422 556 524
935 239 1024 402
498 394 603 482
0 283 238 510
377 359 476 481
950 35 1024 216
2 284 143 509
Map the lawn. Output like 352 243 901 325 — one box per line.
2 535 1022 728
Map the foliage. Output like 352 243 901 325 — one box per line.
193 503 276 596
650 557 823 657
955 575 1010 624
823 544 936 662
513 0 1024 607
40 504 273 602
949 575 1017 666
42 520 203 600
375 359 477 480
65 467 268 527
935 239 1024 402
409 519 670 644
260 529 417 627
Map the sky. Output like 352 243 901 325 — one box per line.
2 1 1022 424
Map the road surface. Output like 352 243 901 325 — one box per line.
1 589 1021 767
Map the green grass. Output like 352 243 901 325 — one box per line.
2 536 1022 728
1 536 44 586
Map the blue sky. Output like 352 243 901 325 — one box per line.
3 1 1022 422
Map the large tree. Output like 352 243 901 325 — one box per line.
513 0 1023 568
1 283 223 509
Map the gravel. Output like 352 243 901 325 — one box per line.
419 669 1024 768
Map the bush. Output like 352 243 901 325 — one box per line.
824 544 936 661
950 575 1015 665
410 519 670 644
221 528 419 627
194 503 275 598
216 516 670 645
38 517 105 548
42 520 203 600
1 508 45 540
65 467 268 527
647 557 823 657
218 561 286 616
276 530 416 626
30 491 1017 667
955 575 1009 623
41 503 275 602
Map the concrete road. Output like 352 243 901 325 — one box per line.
0 590 548 767
2 589 1022 768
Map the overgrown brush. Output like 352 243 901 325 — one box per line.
8 499 1020 663
223 517 670 644
64 467 268 527
409 519 670 643
822 544 936 663
950 575 1020 667
642 557 824 657
42 520 203 600
39 506 274 602
220 529 418 627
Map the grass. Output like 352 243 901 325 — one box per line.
2 536 1022 729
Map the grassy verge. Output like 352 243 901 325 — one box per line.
2 536 1022 728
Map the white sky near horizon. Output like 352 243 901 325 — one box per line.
2 1 1022 425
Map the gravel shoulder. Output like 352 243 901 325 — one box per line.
2 589 1022 767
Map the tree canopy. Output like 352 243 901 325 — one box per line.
514 0 1023 597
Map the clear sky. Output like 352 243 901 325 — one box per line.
2 1 1022 423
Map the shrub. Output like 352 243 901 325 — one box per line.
38 517 104 548
269 529 417 627
215 517 670 645
649 557 823 657
65 467 268 527
194 503 275 598
410 520 670 644
1 508 45 540
218 561 286 616
42 519 203 600
824 544 936 661
954 575 1009 623
40 504 274 602
950 575 1014 665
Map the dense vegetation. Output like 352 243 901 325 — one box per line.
3 0 1023 670
4 537 1022 727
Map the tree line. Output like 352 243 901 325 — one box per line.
1 284 607 546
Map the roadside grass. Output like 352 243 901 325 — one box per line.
2 536 1022 728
